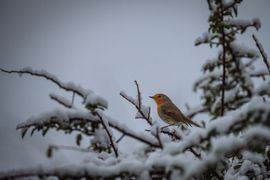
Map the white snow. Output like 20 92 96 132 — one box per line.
195 32 214 46
49 93 74 108
84 93 108 109
225 18 261 31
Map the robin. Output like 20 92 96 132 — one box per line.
150 93 200 127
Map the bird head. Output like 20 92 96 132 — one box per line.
149 93 171 106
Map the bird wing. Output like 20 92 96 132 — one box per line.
160 104 192 126
161 104 200 127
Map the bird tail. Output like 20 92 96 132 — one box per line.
186 117 201 128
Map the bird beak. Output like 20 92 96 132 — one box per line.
149 96 154 99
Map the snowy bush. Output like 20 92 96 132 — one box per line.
1 0 270 179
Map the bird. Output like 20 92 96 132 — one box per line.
150 93 200 127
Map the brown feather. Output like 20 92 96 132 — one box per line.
160 103 200 127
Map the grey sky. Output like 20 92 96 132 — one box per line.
0 0 269 171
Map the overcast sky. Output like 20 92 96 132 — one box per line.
0 0 269 171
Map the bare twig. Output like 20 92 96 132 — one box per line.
146 128 182 140
116 133 125 143
189 147 201 159
95 112 118 158
135 80 142 110
109 122 160 148
252 34 270 74
120 81 152 125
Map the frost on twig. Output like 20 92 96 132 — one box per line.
120 80 152 125
252 34 270 74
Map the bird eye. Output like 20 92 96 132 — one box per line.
157 95 161 98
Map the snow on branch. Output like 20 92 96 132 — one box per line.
195 32 215 46
95 111 118 157
252 34 270 74
0 67 91 98
0 161 145 179
1 124 269 180
223 0 241 11
225 18 261 31
120 80 152 125
249 70 270 78
0 67 109 110
182 125 270 180
108 117 160 148
16 109 160 148
163 96 270 156
49 93 74 109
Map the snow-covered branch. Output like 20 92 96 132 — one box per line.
1 124 269 179
49 93 74 109
0 67 108 110
0 67 90 98
252 34 270 74
95 111 118 157
16 109 161 148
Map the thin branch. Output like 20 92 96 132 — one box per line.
244 58 257 68
95 112 118 158
116 133 125 143
220 1 226 117
228 44 252 97
252 34 270 74
0 68 88 98
207 0 213 10
160 128 182 140
135 80 142 110
49 93 73 109
223 0 241 12
250 71 270 78
120 83 152 126
72 92 75 105
189 147 201 159
109 122 161 148
156 132 163 149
